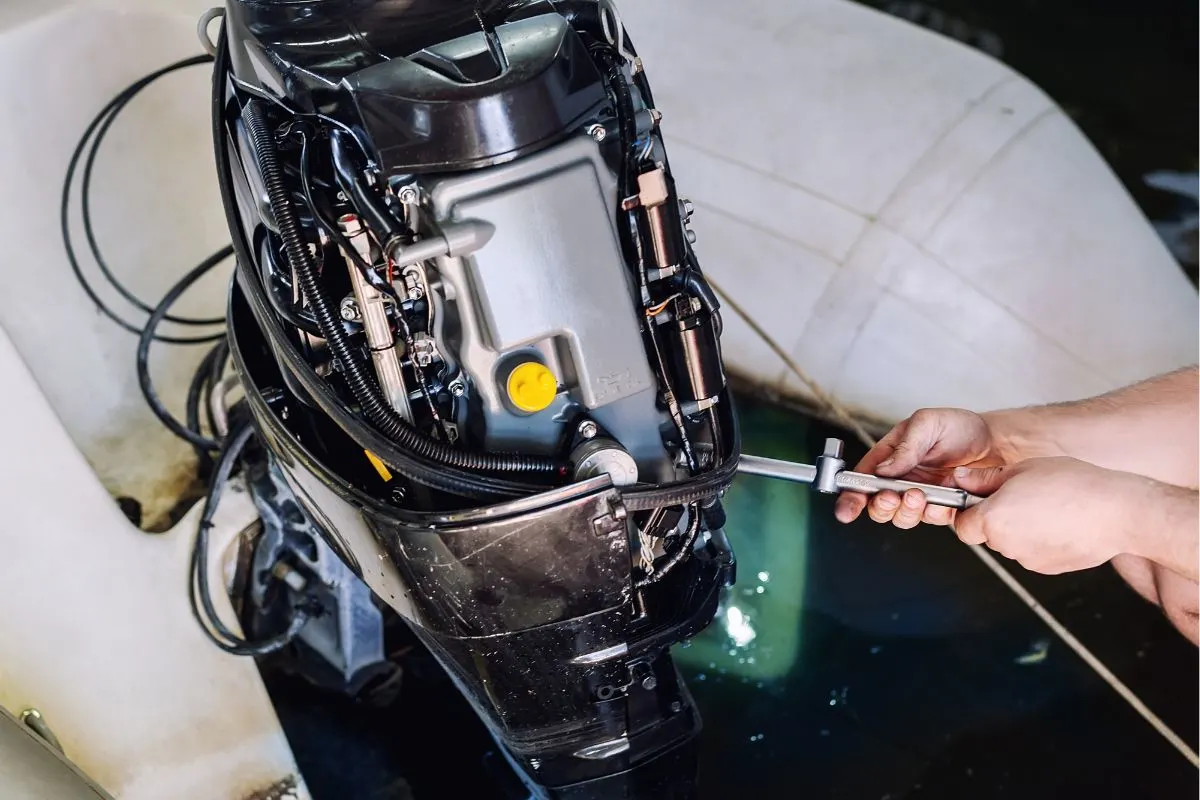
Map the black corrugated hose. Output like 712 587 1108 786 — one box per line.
240 100 562 476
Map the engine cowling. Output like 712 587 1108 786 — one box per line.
214 1 739 794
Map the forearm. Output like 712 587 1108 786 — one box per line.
982 366 1198 487
1124 479 1199 583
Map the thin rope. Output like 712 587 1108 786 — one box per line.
709 275 1200 768
708 277 877 447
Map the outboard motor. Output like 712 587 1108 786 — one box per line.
212 1 739 794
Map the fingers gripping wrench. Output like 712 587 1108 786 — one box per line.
737 438 984 510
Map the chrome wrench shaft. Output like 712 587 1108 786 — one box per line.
737 438 983 510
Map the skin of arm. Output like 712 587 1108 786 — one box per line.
982 367 1198 642
949 459 1198 583
983 366 1198 489
1112 554 1199 645
835 366 1199 642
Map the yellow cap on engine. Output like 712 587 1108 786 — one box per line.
506 362 558 413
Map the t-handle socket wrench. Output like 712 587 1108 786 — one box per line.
737 438 984 510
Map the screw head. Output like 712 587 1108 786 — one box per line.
339 296 361 322
449 381 466 397
578 419 599 439
641 674 658 691
587 124 607 143
397 185 419 204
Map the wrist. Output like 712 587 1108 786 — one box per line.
980 409 1046 465
1110 470 1160 558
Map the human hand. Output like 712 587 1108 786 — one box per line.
951 457 1141 574
834 408 1006 528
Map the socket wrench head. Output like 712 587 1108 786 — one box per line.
814 438 846 494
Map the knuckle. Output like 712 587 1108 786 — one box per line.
910 408 935 425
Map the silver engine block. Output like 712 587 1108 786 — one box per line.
422 135 671 480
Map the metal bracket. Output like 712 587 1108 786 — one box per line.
593 498 628 537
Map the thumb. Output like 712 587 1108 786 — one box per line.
876 416 938 477
952 464 1010 495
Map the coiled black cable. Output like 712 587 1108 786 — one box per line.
241 100 562 476
187 340 228 473
61 54 226 341
80 56 226 327
137 246 234 453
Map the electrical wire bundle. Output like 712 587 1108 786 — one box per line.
189 420 319 656
61 52 316 657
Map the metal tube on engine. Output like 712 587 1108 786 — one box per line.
637 168 685 271
338 215 412 421
637 166 726 415
667 314 725 406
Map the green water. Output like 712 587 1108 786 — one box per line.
674 403 813 682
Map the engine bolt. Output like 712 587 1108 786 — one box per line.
578 420 599 439
449 380 466 397
587 124 607 143
397 184 419 204
339 296 361 322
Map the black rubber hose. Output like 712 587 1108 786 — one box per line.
137 246 233 452
622 397 741 512
258 238 325 338
187 340 226 472
241 101 562 476
596 49 638 200
329 130 403 256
